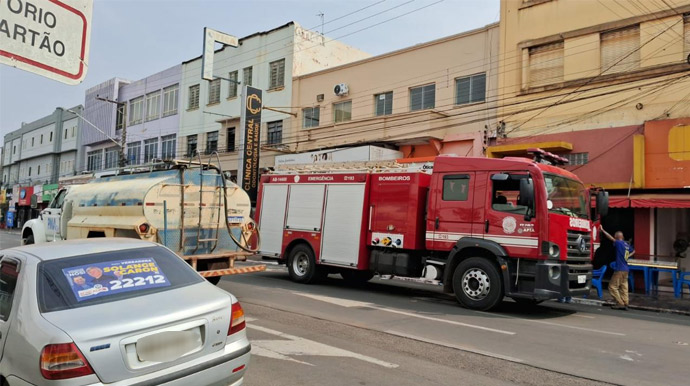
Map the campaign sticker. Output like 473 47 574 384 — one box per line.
62 258 170 302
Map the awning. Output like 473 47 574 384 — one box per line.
608 194 690 209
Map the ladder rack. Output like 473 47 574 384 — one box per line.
271 160 433 175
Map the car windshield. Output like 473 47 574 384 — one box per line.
544 173 588 219
37 246 204 313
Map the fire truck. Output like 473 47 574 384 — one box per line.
255 150 609 310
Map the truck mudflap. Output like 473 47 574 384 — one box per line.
533 260 592 300
199 265 267 277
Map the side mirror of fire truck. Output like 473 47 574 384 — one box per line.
519 178 535 221
596 191 609 218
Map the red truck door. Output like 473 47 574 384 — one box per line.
484 172 539 257
428 172 476 250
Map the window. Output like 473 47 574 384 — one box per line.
49 132 53 142
528 42 564 87
228 71 238 98
333 101 352 123
129 96 144 125
410 84 435 111
375 92 393 116
28 167 32 177
146 91 161 121
601 25 640 75
302 107 320 128
162 84 179 117
208 78 221 105
206 131 218 154
144 138 158 163
269 59 285 89
267 120 283 145
243 66 253 87
0 258 20 321
443 175 470 201
127 141 141 165
456 73 486 105
71 127 75 137
13 145 15 154
40 134 43 144
562 152 589 166
37 165 40 175
491 174 532 215
64 128 68 139
87 150 103 171
186 135 198 157
105 147 119 169
188 84 200 110
161 134 176 160
227 128 236 152
31 137 34 147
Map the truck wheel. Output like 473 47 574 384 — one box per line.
452 257 503 311
287 244 322 284
23 234 34 245
341 270 374 284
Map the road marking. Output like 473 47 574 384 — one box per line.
475 311 625 336
569 313 595 319
247 323 398 368
385 330 524 363
293 292 516 336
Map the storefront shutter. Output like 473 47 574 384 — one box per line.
601 26 640 74
528 41 564 87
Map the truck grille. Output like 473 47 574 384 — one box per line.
566 230 591 261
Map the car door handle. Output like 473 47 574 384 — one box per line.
435 217 440 230
485 220 489 233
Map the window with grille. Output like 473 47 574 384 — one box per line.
562 152 589 166
684 14 690 57
267 121 283 145
162 84 179 117
208 78 221 105
269 59 285 89
188 84 200 110
228 71 238 98
105 147 119 169
146 91 161 121
601 25 640 75
206 131 218 154
87 150 103 171
410 84 435 111
186 135 197 157
528 42 563 87
302 107 320 128
116 103 126 130
127 141 141 165
333 101 352 123
129 97 144 125
227 128 236 152
375 92 393 116
456 73 487 105
161 134 176 160
243 66 253 87
144 138 159 163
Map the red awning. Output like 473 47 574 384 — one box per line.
608 194 690 209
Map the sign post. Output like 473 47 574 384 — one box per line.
238 86 262 203
0 0 93 85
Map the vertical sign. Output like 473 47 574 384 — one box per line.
238 86 262 203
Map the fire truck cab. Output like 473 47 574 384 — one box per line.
256 151 608 310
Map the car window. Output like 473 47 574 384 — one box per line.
491 173 532 214
50 190 66 209
442 175 469 201
37 246 204 313
0 257 20 322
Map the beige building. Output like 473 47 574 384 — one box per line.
287 23 499 159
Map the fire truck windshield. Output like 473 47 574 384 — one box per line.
544 174 588 219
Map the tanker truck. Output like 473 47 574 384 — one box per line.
21 159 264 284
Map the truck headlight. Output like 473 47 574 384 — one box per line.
549 243 560 259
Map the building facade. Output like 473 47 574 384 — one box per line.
493 0 690 286
178 21 370 179
289 23 499 160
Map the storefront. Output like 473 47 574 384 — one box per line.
16 186 34 229
42 183 59 206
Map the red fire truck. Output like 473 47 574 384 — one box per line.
255 150 609 310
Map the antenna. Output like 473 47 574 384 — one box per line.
317 11 325 36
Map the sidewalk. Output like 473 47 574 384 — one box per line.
570 288 690 316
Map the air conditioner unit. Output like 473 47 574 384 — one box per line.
334 83 349 96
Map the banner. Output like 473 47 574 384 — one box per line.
18 187 33 206
238 86 262 203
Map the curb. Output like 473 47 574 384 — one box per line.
568 297 690 316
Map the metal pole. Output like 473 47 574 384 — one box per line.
163 200 168 247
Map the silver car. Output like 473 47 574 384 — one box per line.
0 238 250 386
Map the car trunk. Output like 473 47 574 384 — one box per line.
40 283 233 384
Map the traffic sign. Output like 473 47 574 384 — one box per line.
0 0 93 85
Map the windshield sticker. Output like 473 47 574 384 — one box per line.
62 258 170 302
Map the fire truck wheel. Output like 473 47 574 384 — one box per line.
340 270 374 284
453 257 503 311
288 244 321 284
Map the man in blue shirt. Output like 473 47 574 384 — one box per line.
601 227 635 310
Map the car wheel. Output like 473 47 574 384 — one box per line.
341 270 374 284
453 257 503 311
287 244 321 284
23 234 34 245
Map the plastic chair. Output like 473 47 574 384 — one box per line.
586 265 607 299
675 271 690 298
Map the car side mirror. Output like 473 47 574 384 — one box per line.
596 191 609 218
519 179 535 221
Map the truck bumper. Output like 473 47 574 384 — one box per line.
533 260 592 300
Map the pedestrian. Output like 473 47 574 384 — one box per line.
601 226 635 310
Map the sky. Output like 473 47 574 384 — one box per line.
0 0 500 138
